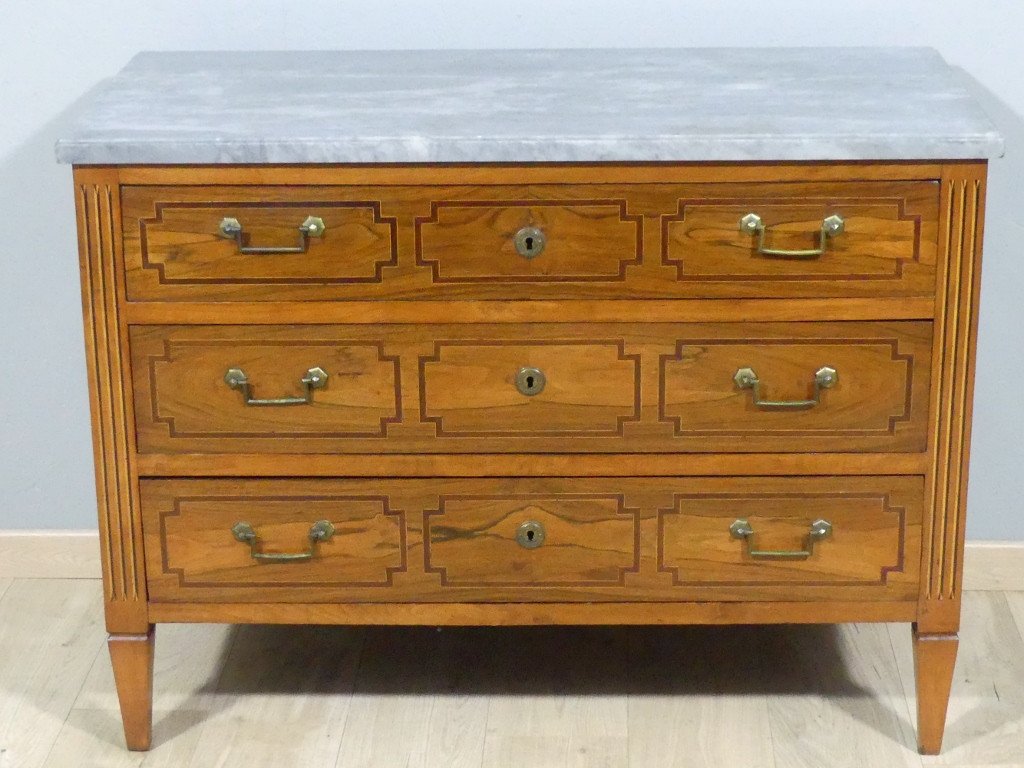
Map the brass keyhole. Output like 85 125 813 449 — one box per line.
516 520 545 549
515 367 546 396
514 226 546 258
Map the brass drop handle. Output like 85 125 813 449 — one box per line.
734 366 837 410
231 520 335 562
739 213 844 259
224 367 328 406
218 215 325 254
730 518 833 560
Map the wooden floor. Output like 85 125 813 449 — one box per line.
2 579 1023 767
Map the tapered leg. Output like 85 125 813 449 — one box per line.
108 627 155 751
912 625 958 755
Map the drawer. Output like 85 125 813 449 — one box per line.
658 321 932 452
656 476 922 592
419 339 640 439
122 181 937 301
131 325 401 452
122 186 399 301
660 180 938 297
131 322 930 454
141 479 408 603
141 477 921 604
423 491 640 588
415 195 641 283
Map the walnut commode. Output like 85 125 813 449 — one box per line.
57 48 1003 754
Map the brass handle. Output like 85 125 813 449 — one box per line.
516 520 546 549
224 367 328 406
739 213 844 259
218 215 325 254
730 518 833 559
513 226 546 258
734 366 837 410
231 520 335 562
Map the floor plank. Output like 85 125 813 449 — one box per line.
764 623 922 768
890 591 1024 765
181 624 364 768
10 579 1024 767
40 709 144 768
480 627 629 768
334 627 489 768
0 579 105 768
627 626 773 768
1004 590 1024 646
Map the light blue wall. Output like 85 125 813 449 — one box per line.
2 0 1021 538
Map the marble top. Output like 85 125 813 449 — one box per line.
55 48 1003 165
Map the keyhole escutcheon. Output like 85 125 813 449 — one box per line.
516 520 546 549
515 367 546 396
513 226 546 258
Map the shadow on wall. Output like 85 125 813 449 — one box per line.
0 83 114 529
952 69 1024 540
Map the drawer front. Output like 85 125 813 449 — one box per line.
661 181 938 297
141 479 407 602
420 340 641 438
657 477 920 589
131 326 401 449
659 326 930 452
141 477 921 603
131 322 930 454
416 198 641 283
122 181 936 300
123 186 399 301
423 492 640 587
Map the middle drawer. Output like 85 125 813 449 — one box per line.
130 321 932 454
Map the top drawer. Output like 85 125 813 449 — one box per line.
121 181 938 301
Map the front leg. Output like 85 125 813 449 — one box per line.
108 627 155 751
912 626 958 755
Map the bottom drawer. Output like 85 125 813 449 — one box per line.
140 476 922 603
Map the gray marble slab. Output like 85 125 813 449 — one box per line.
55 48 1003 164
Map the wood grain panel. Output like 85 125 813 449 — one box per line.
142 480 406 602
919 164 987 634
420 340 641 438
131 325 401 454
135 452 930 477
148 599 918 625
120 178 938 301
123 296 936 325
658 479 920 588
139 477 921 604
424 493 640 586
662 181 938 297
130 322 929 455
123 186 398 301
416 198 642 282
659 322 931 453
75 168 149 634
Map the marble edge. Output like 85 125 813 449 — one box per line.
54 46 1005 165
55 133 1005 165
